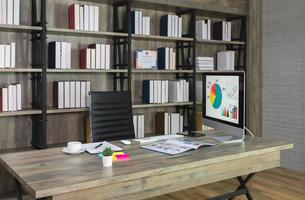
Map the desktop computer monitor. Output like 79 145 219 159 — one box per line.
202 72 245 137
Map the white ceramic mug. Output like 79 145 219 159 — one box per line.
67 142 82 153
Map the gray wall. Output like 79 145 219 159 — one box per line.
262 0 305 172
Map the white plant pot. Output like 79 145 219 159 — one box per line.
102 156 113 167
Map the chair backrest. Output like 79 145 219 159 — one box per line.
90 91 135 142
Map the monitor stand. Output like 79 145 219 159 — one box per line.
190 130 218 137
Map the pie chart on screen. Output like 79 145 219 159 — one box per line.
210 83 222 109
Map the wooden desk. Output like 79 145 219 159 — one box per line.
0 137 293 200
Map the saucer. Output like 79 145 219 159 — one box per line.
62 147 86 155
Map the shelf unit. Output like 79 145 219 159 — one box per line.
0 0 247 149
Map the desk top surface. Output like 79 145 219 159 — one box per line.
0 136 293 198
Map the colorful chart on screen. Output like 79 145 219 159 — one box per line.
210 83 222 109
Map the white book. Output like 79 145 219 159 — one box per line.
4 45 10 68
165 80 168 103
95 44 101 69
178 17 182 37
89 5 94 31
100 44 106 69
207 19 211 40
228 21 232 41
140 115 144 138
85 81 91 107
57 81 64 109
133 115 138 138
64 81 70 108
142 16 146 36
54 42 61 69
94 6 99 32
2 87 8 111
172 52 176 70
168 81 178 102
0 44 4 68
75 81 81 108
80 6 84 30
60 42 67 69
105 45 110 69
70 81 76 108
157 80 162 104
164 113 169 135
185 81 189 102
134 11 139 34
13 0 20 25
170 15 175 37
86 48 91 69
167 15 171 37
80 81 86 108
73 3 80 30
91 48 96 69
16 83 21 110
138 11 142 35
149 80 154 103
222 21 226 41
161 81 166 103
179 115 183 133
195 21 202 40
12 84 17 111
10 42 15 68
67 43 71 69
146 17 150 35
7 0 13 25
175 15 179 37
170 113 180 134
165 47 169 70
153 80 158 104
7 85 13 111
84 5 89 31
0 0 6 24
169 48 173 70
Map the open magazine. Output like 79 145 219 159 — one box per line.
141 139 215 155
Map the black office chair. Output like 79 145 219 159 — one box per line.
89 91 135 142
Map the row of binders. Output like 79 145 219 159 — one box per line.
196 56 214 70
157 47 176 70
48 42 71 69
133 114 144 139
69 3 99 32
0 43 15 68
80 44 111 70
156 112 183 135
0 83 21 112
196 19 211 40
0 0 19 25
213 21 232 41
131 10 150 35
142 80 189 104
53 81 91 109
217 51 235 70
160 14 182 38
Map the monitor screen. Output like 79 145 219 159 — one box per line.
203 72 244 128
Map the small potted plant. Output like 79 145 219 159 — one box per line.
101 148 113 167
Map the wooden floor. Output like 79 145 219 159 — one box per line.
2 167 305 200
148 168 305 200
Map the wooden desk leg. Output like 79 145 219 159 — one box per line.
207 173 255 200
15 179 23 200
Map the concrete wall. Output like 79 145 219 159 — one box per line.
262 0 305 172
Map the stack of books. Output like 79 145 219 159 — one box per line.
0 43 15 68
217 51 235 70
142 80 168 104
168 80 189 103
0 83 21 112
131 10 150 35
157 47 176 70
196 19 211 40
196 56 214 70
133 114 144 138
48 42 71 69
160 14 182 37
213 21 232 41
156 112 183 135
0 0 20 25
69 3 99 32
80 44 111 70
135 50 157 69
53 81 91 109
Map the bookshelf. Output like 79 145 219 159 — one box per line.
0 0 250 150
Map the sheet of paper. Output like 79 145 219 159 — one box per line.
82 142 122 154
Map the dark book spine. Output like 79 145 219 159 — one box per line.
160 15 168 36
131 11 136 34
156 112 165 135
157 48 166 70
213 22 223 40
53 81 59 108
69 4 75 29
80 48 87 69
142 80 150 104
48 42 56 69
0 88 2 112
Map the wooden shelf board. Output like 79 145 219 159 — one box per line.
132 34 193 42
197 39 245 45
132 69 193 74
0 109 42 117
0 25 42 33
47 69 127 73
47 108 89 114
132 102 193 109
0 68 42 73
197 70 245 73
47 27 128 38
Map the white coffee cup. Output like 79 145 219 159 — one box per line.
67 142 82 153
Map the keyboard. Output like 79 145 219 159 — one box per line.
134 134 184 144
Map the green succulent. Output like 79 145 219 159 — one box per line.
102 147 113 156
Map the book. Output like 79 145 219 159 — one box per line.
7 0 13 25
1 87 8 111
80 48 91 69
142 80 153 104
133 114 144 138
69 3 80 30
89 5 94 31
16 83 21 110
0 0 7 24
80 81 86 107
135 50 157 69
83 5 89 31
13 0 20 25
160 15 170 36
157 47 169 70
70 81 76 108
105 45 110 69
10 42 15 68
0 44 4 68
217 51 235 70
48 42 61 69
141 138 215 155
4 44 10 68
85 81 90 107
75 81 81 108
94 6 99 32
79 5 84 30
131 10 139 34
64 81 70 108
90 48 96 69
